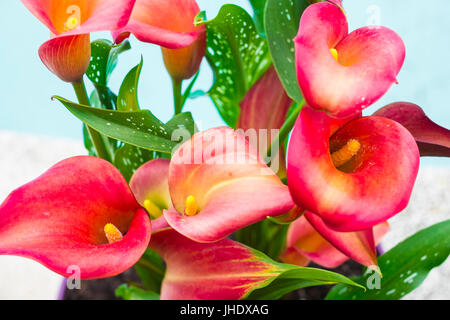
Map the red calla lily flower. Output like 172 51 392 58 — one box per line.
151 228 286 300
374 102 450 157
282 213 389 269
0 156 151 279
287 105 420 232
295 2 405 118
164 127 295 243
238 66 293 178
22 0 136 82
112 0 206 80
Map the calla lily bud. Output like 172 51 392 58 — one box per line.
161 34 206 81
39 34 91 83
21 0 136 82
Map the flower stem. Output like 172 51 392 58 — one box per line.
72 80 111 162
266 99 306 164
172 77 183 115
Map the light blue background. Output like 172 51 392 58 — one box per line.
0 0 449 166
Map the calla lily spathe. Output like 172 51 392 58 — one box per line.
113 0 206 80
287 105 420 232
295 2 405 118
282 214 389 269
374 102 450 157
164 127 295 243
151 228 284 300
0 156 151 279
22 0 136 82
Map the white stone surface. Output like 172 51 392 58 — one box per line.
381 165 450 300
0 131 448 299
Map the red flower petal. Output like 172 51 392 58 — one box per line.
287 106 419 231
295 2 405 118
0 156 151 279
112 0 204 49
373 102 450 157
151 229 282 300
164 127 295 242
21 0 136 36
305 212 389 268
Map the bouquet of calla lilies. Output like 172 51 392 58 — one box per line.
1 0 449 300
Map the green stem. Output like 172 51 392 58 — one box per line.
72 80 111 162
172 77 183 115
266 99 306 164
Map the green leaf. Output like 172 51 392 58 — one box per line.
86 39 131 87
113 112 196 180
117 58 143 112
204 4 272 127
236 218 289 260
114 145 155 182
249 0 267 36
134 249 166 293
180 71 200 108
245 249 365 300
264 0 309 102
326 220 450 300
115 284 160 300
54 96 181 154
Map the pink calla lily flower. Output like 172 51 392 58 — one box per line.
0 156 151 279
164 127 295 243
295 2 405 118
238 66 293 178
150 228 286 300
373 102 450 157
112 0 206 80
129 158 172 230
21 0 136 82
287 105 420 232
281 214 389 269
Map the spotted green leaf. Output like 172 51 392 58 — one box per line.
54 96 180 154
117 58 143 112
113 112 196 180
86 39 131 87
265 0 309 102
326 220 450 300
204 4 272 127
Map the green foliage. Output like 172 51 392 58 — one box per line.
86 39 131 87
54 96 195 154
326 220 450 300
236 218 289 260
115 284 160 300
265 0 309 102
244 246 365 300
204 4 272 127
248 0 268 36
117 58 143 112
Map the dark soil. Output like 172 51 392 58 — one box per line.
63 261 362 300
63 268 141 300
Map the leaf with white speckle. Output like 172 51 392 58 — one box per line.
265 0 309 102
204 4 272 127
117 58 143 112
54 96 181 154
326 220 450 300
